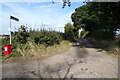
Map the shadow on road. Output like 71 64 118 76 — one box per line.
76 46 88 59
72 39 92 59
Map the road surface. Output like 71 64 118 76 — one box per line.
2 39 118 78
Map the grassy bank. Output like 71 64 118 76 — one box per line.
2 40 73 62
1 26 75 62
87 36 120 57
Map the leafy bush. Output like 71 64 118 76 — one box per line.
64 23 76 42
87 36 120 56
116 36 120 48
30 30 62 46
80 30 89 38
1 25 66 58
13 25 29 44
90 29 115 40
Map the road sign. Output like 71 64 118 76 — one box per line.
10 16 19 22
9 15 19 44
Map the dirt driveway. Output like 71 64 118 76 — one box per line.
2 39 118 78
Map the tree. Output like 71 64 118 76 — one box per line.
89 2 120 31
71 2 120 39
64 23 76 41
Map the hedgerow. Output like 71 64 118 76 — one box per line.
29 29 62 46
1 26 63 57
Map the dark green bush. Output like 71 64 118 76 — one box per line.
1 37 10 45
30 30 62 46
13 25 29 44
116 36 120 48
64 23 76 42
80 30 89 38
90 29 115 40
1 26 63 57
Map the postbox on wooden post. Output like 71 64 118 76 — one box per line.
3 15 19 55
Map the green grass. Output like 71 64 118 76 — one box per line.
1 26 75 62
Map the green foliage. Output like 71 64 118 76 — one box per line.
64 23 76 41
90 29 116 40
87 36 120 56
71 2 120 39
1 25 63 58
13 25 29 44
116 36 120 48
29 30 62 46
80 30 89 39
1 37 9 45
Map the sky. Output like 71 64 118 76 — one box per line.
0 1 85 35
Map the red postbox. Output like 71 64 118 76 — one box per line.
4 45 12 55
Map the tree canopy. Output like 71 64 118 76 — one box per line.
71 2 120 39
64 23 76 41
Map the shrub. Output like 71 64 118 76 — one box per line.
30 30 62 46
64 23 76 42
90 29 115 40
13 25 29 44
80 30 89 38
116 36 120 48
87 36 120 56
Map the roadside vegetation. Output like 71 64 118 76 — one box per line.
1 2 120 61
1 25 73 61
87 36 120 57
71 2 120 56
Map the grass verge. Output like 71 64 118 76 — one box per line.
87 37 120 57
2 40 73 62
